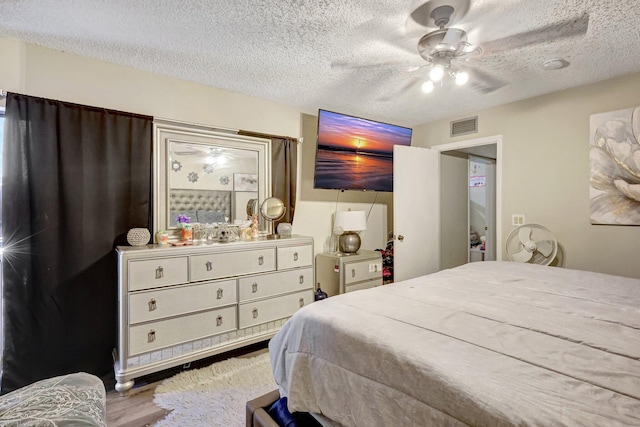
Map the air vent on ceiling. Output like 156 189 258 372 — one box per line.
450 116 478 137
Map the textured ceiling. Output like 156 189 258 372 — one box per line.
1 0 639 127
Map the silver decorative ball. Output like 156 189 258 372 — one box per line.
339 232 361 254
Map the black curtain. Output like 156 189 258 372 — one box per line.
270 137 298 229
1 93 152 393
239 132 297 228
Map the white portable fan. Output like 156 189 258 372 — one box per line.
505 224 558 266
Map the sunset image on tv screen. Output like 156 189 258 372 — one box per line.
314 110 412 192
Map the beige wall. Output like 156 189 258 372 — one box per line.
0 39 302 136
440 154 469 269
0 38 389 255
414 72 640 279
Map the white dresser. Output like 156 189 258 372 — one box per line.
114 236 314 393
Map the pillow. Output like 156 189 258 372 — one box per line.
169 210 197 227
197 210 226 224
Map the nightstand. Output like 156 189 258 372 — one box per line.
315 249 383 297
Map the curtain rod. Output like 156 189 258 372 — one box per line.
239 130 303 144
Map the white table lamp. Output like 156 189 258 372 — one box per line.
333 210 367 254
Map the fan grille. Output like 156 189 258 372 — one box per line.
505 224 557 266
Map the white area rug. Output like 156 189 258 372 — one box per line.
153 352 277 427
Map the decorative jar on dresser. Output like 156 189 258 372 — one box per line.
114 235 314 393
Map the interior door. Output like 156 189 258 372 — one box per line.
393 145 440 282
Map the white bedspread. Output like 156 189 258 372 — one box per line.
269 261 640 427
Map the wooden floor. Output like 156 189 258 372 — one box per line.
106 382 170 427
105 342 269 427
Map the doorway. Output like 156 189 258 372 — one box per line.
392 136 501 281
434 135 502 269
468 155 496 262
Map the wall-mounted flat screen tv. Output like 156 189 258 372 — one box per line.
313 109 412 192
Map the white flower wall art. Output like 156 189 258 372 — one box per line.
589 106 640 225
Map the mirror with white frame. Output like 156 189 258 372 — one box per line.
153 121 271 240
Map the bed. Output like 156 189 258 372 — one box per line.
269 261 640 426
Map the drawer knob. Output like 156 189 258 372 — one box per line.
217 288 223 299
147 329 156 343
299 275 304 284
216 315 223 326
155 266 164 279
252 308 259 319
205 261 213 271
299 298 305 308
293 252 299 261
148 298 157 311
352 269 356 278
258 255 264 266
252 282 258 293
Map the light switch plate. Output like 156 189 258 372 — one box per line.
512 214 525 226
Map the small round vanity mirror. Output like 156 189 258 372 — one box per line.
260 197 286 239
246 198 259 218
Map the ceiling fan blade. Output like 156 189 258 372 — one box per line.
377 76 422 102
535 240 554 258
480 12 589 56
465 67 508 94
352 16 421 56
512 248 533 263
331 60 408 70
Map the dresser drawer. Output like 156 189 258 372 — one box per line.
190 248 276 282
345 278 382 293
128 256 189 291
277 245 313 270
238 289 313 329
343 258 382 285
129 305 237 355
238 268 313 302
129 279 237 324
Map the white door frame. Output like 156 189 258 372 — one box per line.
431 135 503 261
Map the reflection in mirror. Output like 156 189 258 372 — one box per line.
153 121 271 240
246 198 259 217
169 141 258 227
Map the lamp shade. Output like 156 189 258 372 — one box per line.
333 210 367 234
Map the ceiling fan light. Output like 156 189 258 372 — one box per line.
421 80 434 93
429 65 444 81
455 71 469 86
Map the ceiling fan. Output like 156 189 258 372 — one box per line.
413 3 482 93
335 0 590 97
